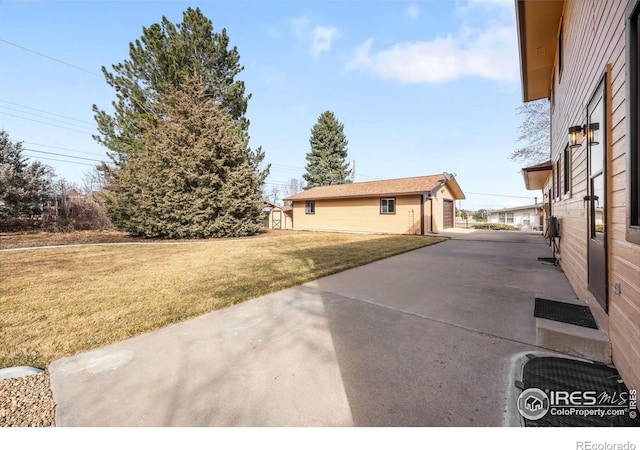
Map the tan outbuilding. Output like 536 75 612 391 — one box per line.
283 173 465 235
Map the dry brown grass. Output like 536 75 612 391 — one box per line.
0 232 445 368
0 228 300 250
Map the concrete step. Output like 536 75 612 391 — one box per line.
536 317 612 364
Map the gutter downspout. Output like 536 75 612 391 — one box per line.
420 194 425 235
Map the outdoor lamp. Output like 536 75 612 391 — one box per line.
588 123 600 145
568 125 585 149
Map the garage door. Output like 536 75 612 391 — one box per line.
443 200 454 229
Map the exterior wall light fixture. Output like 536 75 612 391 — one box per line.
568 125 585 149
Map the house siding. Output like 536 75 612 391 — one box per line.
429 184 457 232
548 0 640 391
292 195 424 234
290 183 458 235
489 206 543 229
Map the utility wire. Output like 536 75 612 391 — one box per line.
24 155 97 167
0 111 94 135
0 105 95 130
22 141 104 157
22 148 104 162
465 191 536 200
0 99 95 126
0 38 102 78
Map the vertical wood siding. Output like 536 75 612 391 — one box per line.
549 0 640 391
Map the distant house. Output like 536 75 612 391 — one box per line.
516 0 640 392
283 173 465 235
488 204 543 231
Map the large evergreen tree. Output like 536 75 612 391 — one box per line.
102 75 263 238
303 111 351 188
92 7 268 182
0 130 52 224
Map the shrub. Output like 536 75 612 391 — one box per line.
471 223 517 231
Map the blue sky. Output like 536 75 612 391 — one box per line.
0 0 540 211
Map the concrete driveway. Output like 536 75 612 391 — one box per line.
49 230 578 426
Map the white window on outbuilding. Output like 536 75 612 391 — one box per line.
380 198 396 214
305 201 315 214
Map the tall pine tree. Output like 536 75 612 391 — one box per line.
102 74 263 238
92 7 268 183
303 111 351 189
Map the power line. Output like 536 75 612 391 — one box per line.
22 141 104 157
22 148 104 162
0 38 102 78
0 99 95 126
24 155 97 167
465 191 536 200
0 111 94 135
0 105 96 130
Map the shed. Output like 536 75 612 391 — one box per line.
283 173 465 235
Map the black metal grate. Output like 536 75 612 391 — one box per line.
521 356 639 427
534 297 598 329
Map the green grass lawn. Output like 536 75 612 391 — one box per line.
0 232 445 368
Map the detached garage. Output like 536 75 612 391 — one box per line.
284 173 465 235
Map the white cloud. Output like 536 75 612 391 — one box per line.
346 26 518 84
289 16 341 61
310 25 341 60
406 5 420 20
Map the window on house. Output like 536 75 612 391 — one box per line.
558 20 564 80
628 0 640 244
380 198 396 214
305 201 315 214
507 213 514 224
556 160 561 199
563 145 571 195
551 73 556 113
499 212 506 223
523 213 531 226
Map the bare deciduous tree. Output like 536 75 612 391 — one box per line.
509 99 550 165
283 178 305 199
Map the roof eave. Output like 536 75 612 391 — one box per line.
515 0 564 103
444 177 466 200
522 160 553 190
285 191 435 202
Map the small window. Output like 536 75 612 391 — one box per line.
523 213 531 226
563 145 571 195
507 213 514 224
499 212 506 222
556 160 561 200
380 198 396 214
305 201 315 214
558 20 563 80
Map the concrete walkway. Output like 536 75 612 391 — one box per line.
49 230 579 426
